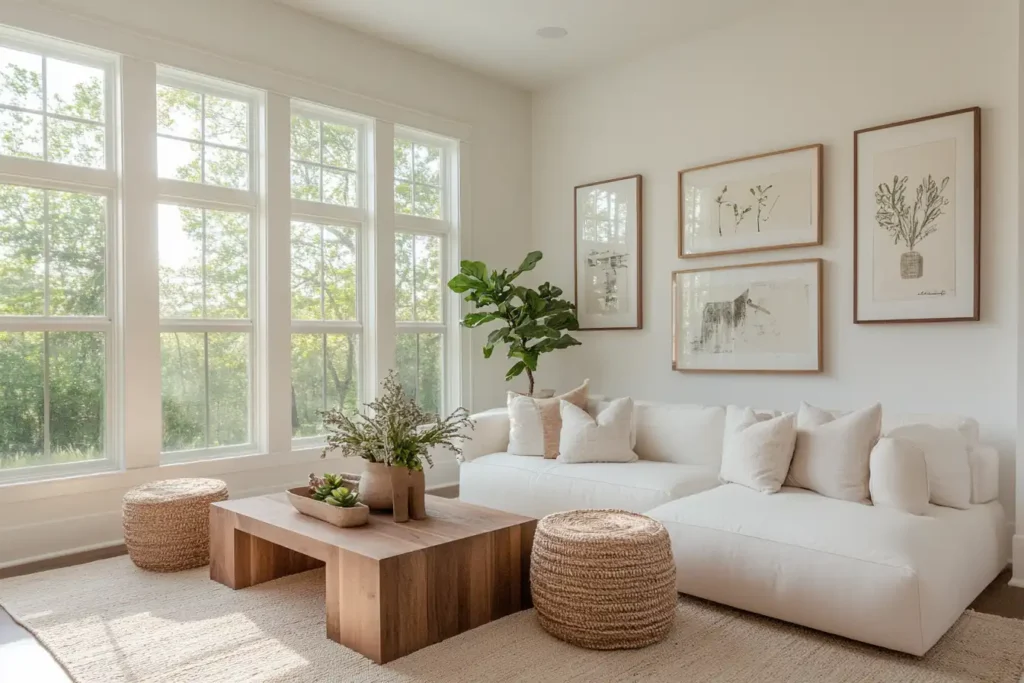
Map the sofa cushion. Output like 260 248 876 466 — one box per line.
868 437 930 515
719 407 796 494
458 453 719 519
632 402 726 468
645 484 1006 655
786 403 881 503
558 398 638 464
507 380 589 459
888 424 971 510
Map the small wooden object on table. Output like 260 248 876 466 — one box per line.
210 493 536 663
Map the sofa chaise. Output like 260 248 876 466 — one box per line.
457 400 1006 656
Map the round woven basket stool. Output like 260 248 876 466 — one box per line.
123 478 228 572
530 509 676 650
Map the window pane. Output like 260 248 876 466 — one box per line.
157 136 201 183
414 184 441 219
0 108 43 160
393 139 412 180
394 180 412 215
414 234 442 322
47 118 104 169
394 232 414 322
0 331 43 468
48 331 104 461
207 332 249 448
323 224 357 321
413 143 441 186
290 333 323 438
290 114 318 163
204 95 247 148
0 184 45 315
323 168 357 207
48 190 106 316
291 161 320 201
205 146 248 190
0 48 42 110
158 204 203 318
46 58 104 121
204 209 249 318
156 85 200 139
322 121 356 169
160 331 205 451
326 334 359 415
290 221 321 320
395 332 442 415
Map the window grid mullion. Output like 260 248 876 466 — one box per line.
40 57 48 162
412 234 418 322
319 222 325 319
42 330 50 459
199 93 206 184
42 190 50 315
201 209 208 317
321 332 327 414
203 331 210 448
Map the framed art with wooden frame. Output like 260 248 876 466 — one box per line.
574 174 643 330
678 144 822 258
854 107 980 324
672 258 822 373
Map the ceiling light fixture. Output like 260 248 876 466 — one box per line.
536 26 568 39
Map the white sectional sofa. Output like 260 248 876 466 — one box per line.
457 401 1007 656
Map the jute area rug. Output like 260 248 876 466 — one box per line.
1 557 1023 683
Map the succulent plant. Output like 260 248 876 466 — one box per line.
308 473 360 507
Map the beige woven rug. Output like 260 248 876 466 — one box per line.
2 557 1023 683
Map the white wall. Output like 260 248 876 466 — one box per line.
0 0 531 566
532 0 1019 529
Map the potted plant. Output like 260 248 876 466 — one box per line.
875 174 950 279
321 371 472 522
447 251 581 397
286 473 369 528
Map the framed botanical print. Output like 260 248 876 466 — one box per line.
672 258 822 373
854 107 980 323
574 174 642 330
678 144 822 258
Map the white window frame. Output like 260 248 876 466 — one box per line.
288 101 369 448
156 67 262 464
0 30 120 484
393 127 461 415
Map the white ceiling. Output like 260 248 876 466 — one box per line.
275 0 768 90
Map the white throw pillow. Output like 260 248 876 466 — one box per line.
869 437 930 515
719 406 797 494
887 424 971 509
557 398 638 464
785 402 882 503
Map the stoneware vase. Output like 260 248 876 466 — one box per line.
389 465 427 523
359 461 393 511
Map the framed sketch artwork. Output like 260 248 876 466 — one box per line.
678 144 822 258
672 258 822 373
574 174 643 330
854 107 980 323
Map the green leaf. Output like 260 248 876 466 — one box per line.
462 312 497 328
482 344 494 359
522 353 538 372
448 274 478 293
516 251 543 274
505 361 527 381
487 327 511 345
461 260 488 281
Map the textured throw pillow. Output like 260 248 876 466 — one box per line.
719 406 797 494
507 380 589 458
557 398 638 464
868 437 930 515
887 424 971 509
785 402 882 503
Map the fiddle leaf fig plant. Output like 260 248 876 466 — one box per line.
448 251 581 396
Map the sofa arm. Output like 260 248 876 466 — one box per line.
458 409 510 463
969 445 999 504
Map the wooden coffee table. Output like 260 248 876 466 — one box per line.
209 493 536 663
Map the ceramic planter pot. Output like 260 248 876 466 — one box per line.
359 461 394 510
286 487 369 528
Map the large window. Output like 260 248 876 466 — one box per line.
289 105 365 440
0 25 465 484
394 134 450 415
0 37 116 480
157 72 258 460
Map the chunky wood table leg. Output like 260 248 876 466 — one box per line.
326 548 386 662
211 505 322 589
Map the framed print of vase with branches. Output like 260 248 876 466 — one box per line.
854 107 980 323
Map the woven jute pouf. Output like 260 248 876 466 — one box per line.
530 509 676 650
123 478 228 572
